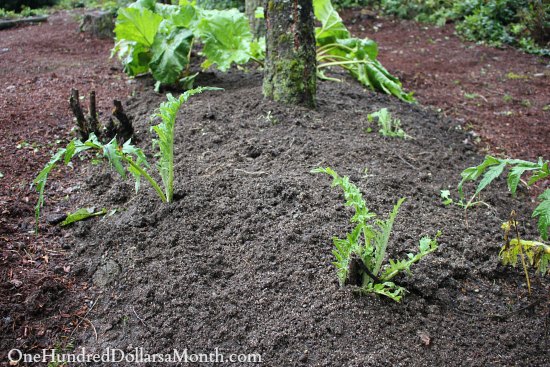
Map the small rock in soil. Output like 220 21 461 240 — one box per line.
46 213 67 225
92 260 121 288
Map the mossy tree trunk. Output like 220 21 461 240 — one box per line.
245 0 265 38
262 0 317 108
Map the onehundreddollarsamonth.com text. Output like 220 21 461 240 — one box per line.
7 348 262 364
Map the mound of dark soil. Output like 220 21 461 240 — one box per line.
60 71 549 366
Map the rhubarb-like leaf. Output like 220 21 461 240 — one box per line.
194 9 252 71
115 7 163 47
150 28 193 84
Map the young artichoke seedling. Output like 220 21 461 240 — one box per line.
34 87 221 231
313 167 439 302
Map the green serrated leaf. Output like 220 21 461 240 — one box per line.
150 28 193 84
129 0 156 11
102 139 126 178
440 189 453 205
458 155 501 198
313 0 350 42
315 167 437 301
533 189 550 241
507 164 536 194
115 7 163 47
154 3 196 28
61 208 107 226
152 87 222 202
475 162 506 196
194 9 252 72
115 40 151 76
33 148 66 230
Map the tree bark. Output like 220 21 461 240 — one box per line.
245 0 265 38
262 0 317 108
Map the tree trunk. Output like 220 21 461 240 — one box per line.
262 0 317 108
245 0 265 38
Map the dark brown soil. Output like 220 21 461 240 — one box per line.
63 71 548 366
1 8 549 367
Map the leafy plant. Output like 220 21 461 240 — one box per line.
113 0 260 87
193 8 254 71
440 189 454 206
151 86 221 202
313 0 415 103
113 1 197 86
458 156 548 200
367 108 409 138
370 0 549 55
113 0 414 102
439 188 488 208
34 87 219 230
313 167 439 301
501 211 549 293
457 155 549 240
34 134 162 230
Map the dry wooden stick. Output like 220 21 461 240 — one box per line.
69 88 88 139
88 90 100 136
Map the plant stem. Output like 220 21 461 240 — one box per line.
317 42 355 54
250 57 265 67
519 243 531 294
318 60 368 69
317 54 349 62
316 72 342 82
512 217 531 294
123 157 167 203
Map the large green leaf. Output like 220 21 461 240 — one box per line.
458 155 501 197
115 40 151 76
313 0 414 103
313 0 350 42
533 190 550 241
364 61 414 103
337 37 378 60
102 139 126 178
115 7 163 47
155 2 196 28
128 0 156 11
474 161 507 196
150 28 194 84
194 9 252 71
507 161 540 195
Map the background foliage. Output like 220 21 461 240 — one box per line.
364 0 549 55
1 0 58 12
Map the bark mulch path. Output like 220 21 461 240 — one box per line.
342 8 549 161
0 11 133 356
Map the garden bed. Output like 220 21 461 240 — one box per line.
1 10 548 366
64 71 548 365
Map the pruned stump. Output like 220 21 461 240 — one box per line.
69 89 134 144
79 11 114 39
